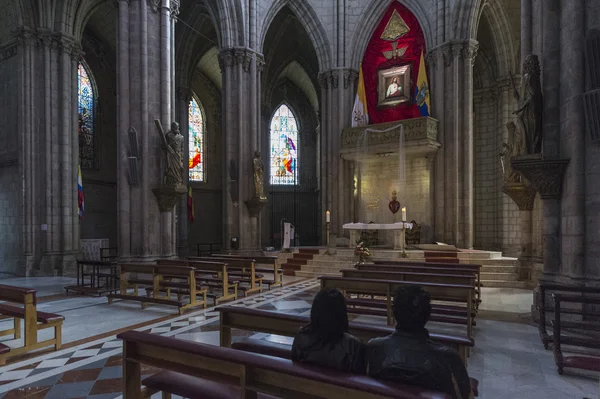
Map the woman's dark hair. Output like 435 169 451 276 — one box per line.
392 286 432 331
307 288 350 343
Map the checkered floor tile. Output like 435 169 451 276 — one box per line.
0 278 320 398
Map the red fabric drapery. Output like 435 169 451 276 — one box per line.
362 2 426 124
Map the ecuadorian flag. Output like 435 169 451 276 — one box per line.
77 165 84 220
415 50 431 117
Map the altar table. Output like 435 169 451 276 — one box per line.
343 222 413 249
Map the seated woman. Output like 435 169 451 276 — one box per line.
291 288 365 373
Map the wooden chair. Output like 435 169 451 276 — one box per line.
552 293 600 375
536 283 600 349
118 330 451 399
0 285 64 365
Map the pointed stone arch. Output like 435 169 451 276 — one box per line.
259 0 332 71
349 0 434 68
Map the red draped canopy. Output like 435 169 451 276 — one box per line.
362 2 426 124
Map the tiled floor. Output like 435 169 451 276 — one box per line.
0 278 598 398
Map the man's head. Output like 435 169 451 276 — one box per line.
392 286 432 330
171 122 180 133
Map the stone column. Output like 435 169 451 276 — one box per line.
461 40 478 249
117 0 178 260
560 0 586 279
521 0 532 62
219 48 263 250
318 68 356 242
176 86 192 257
426 49 446 242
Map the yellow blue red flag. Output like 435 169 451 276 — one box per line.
415 50 430 117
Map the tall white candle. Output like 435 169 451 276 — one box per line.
401 207 406 222
326 210 330 223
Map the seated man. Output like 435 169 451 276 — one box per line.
366 286 473 399
292 288 365 373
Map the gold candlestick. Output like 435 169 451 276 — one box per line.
401 223 408 258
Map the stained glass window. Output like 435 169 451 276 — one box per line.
78 63 95 169
189 96 205 182
270 104 299 185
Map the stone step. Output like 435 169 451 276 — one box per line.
457 251 503 260
300 265 345 274
480 258 519 266
295 270 339 278
480 272 519 281
480 265 519 273
481 280 528 288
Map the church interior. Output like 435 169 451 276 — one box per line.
0 0 599 397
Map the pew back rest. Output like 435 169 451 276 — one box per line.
196 257 254 269
341 270 476 286
373 260 482 271
208 254 278 265
357 264 477 276
118 330 450 399
216 306 473 349
153 265 195 278
119 263 156 274
186 260 228 274
320 276 473 301
0 285 37 305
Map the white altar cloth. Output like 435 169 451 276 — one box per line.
343 222 413 249
343 222 413 230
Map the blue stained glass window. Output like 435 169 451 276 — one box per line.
78 62 95 169
188 96 205 182
270 104 299 185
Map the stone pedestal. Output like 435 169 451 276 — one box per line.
244 196 268 217
153 185 187 212
511 155 569 279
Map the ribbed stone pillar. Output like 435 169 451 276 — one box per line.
219 48 263 250
116 0 178 260
461 40 478 249
521 0 532 61
176 86 192 257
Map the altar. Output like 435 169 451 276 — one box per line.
343 222 413 249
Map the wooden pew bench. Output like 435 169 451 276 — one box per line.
216 305 474 365
207 254 284 289
371 260 482 308
341 269 477 322
536 283 600 349
193 256 263 296
319 276 474 344
552 293 600 375
118 330 451 399
107 263 207 314
0 285 64 365
158 259 238 304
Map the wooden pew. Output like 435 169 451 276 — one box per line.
319 276 474 342
371 260 482 307
118 330 450 399
192 256 263 296
0 285 64 365
536 283 600 349
206 254 284 289
552 293 600 375
157 259 238 304
107 263 208 315
216 305 473 365
341 269 477 320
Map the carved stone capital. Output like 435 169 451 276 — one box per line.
12 27 36 47
233 48 252 72
502 181 537 211
177 86 193 102
441 44 453 68
344 69 358 89
318 71 331 90
148 0 160 12
425 50 438 69
218 49 234 71
170 0 180 19
329 72 339 89
461 40 479 66
69 43 84 61
256 55 265 72
510 156 569 199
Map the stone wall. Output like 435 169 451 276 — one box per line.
0 48 21 275
358 155 434 245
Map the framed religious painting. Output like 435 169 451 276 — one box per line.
377 63 412 107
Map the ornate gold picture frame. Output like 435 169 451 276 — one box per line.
377 64 412 107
